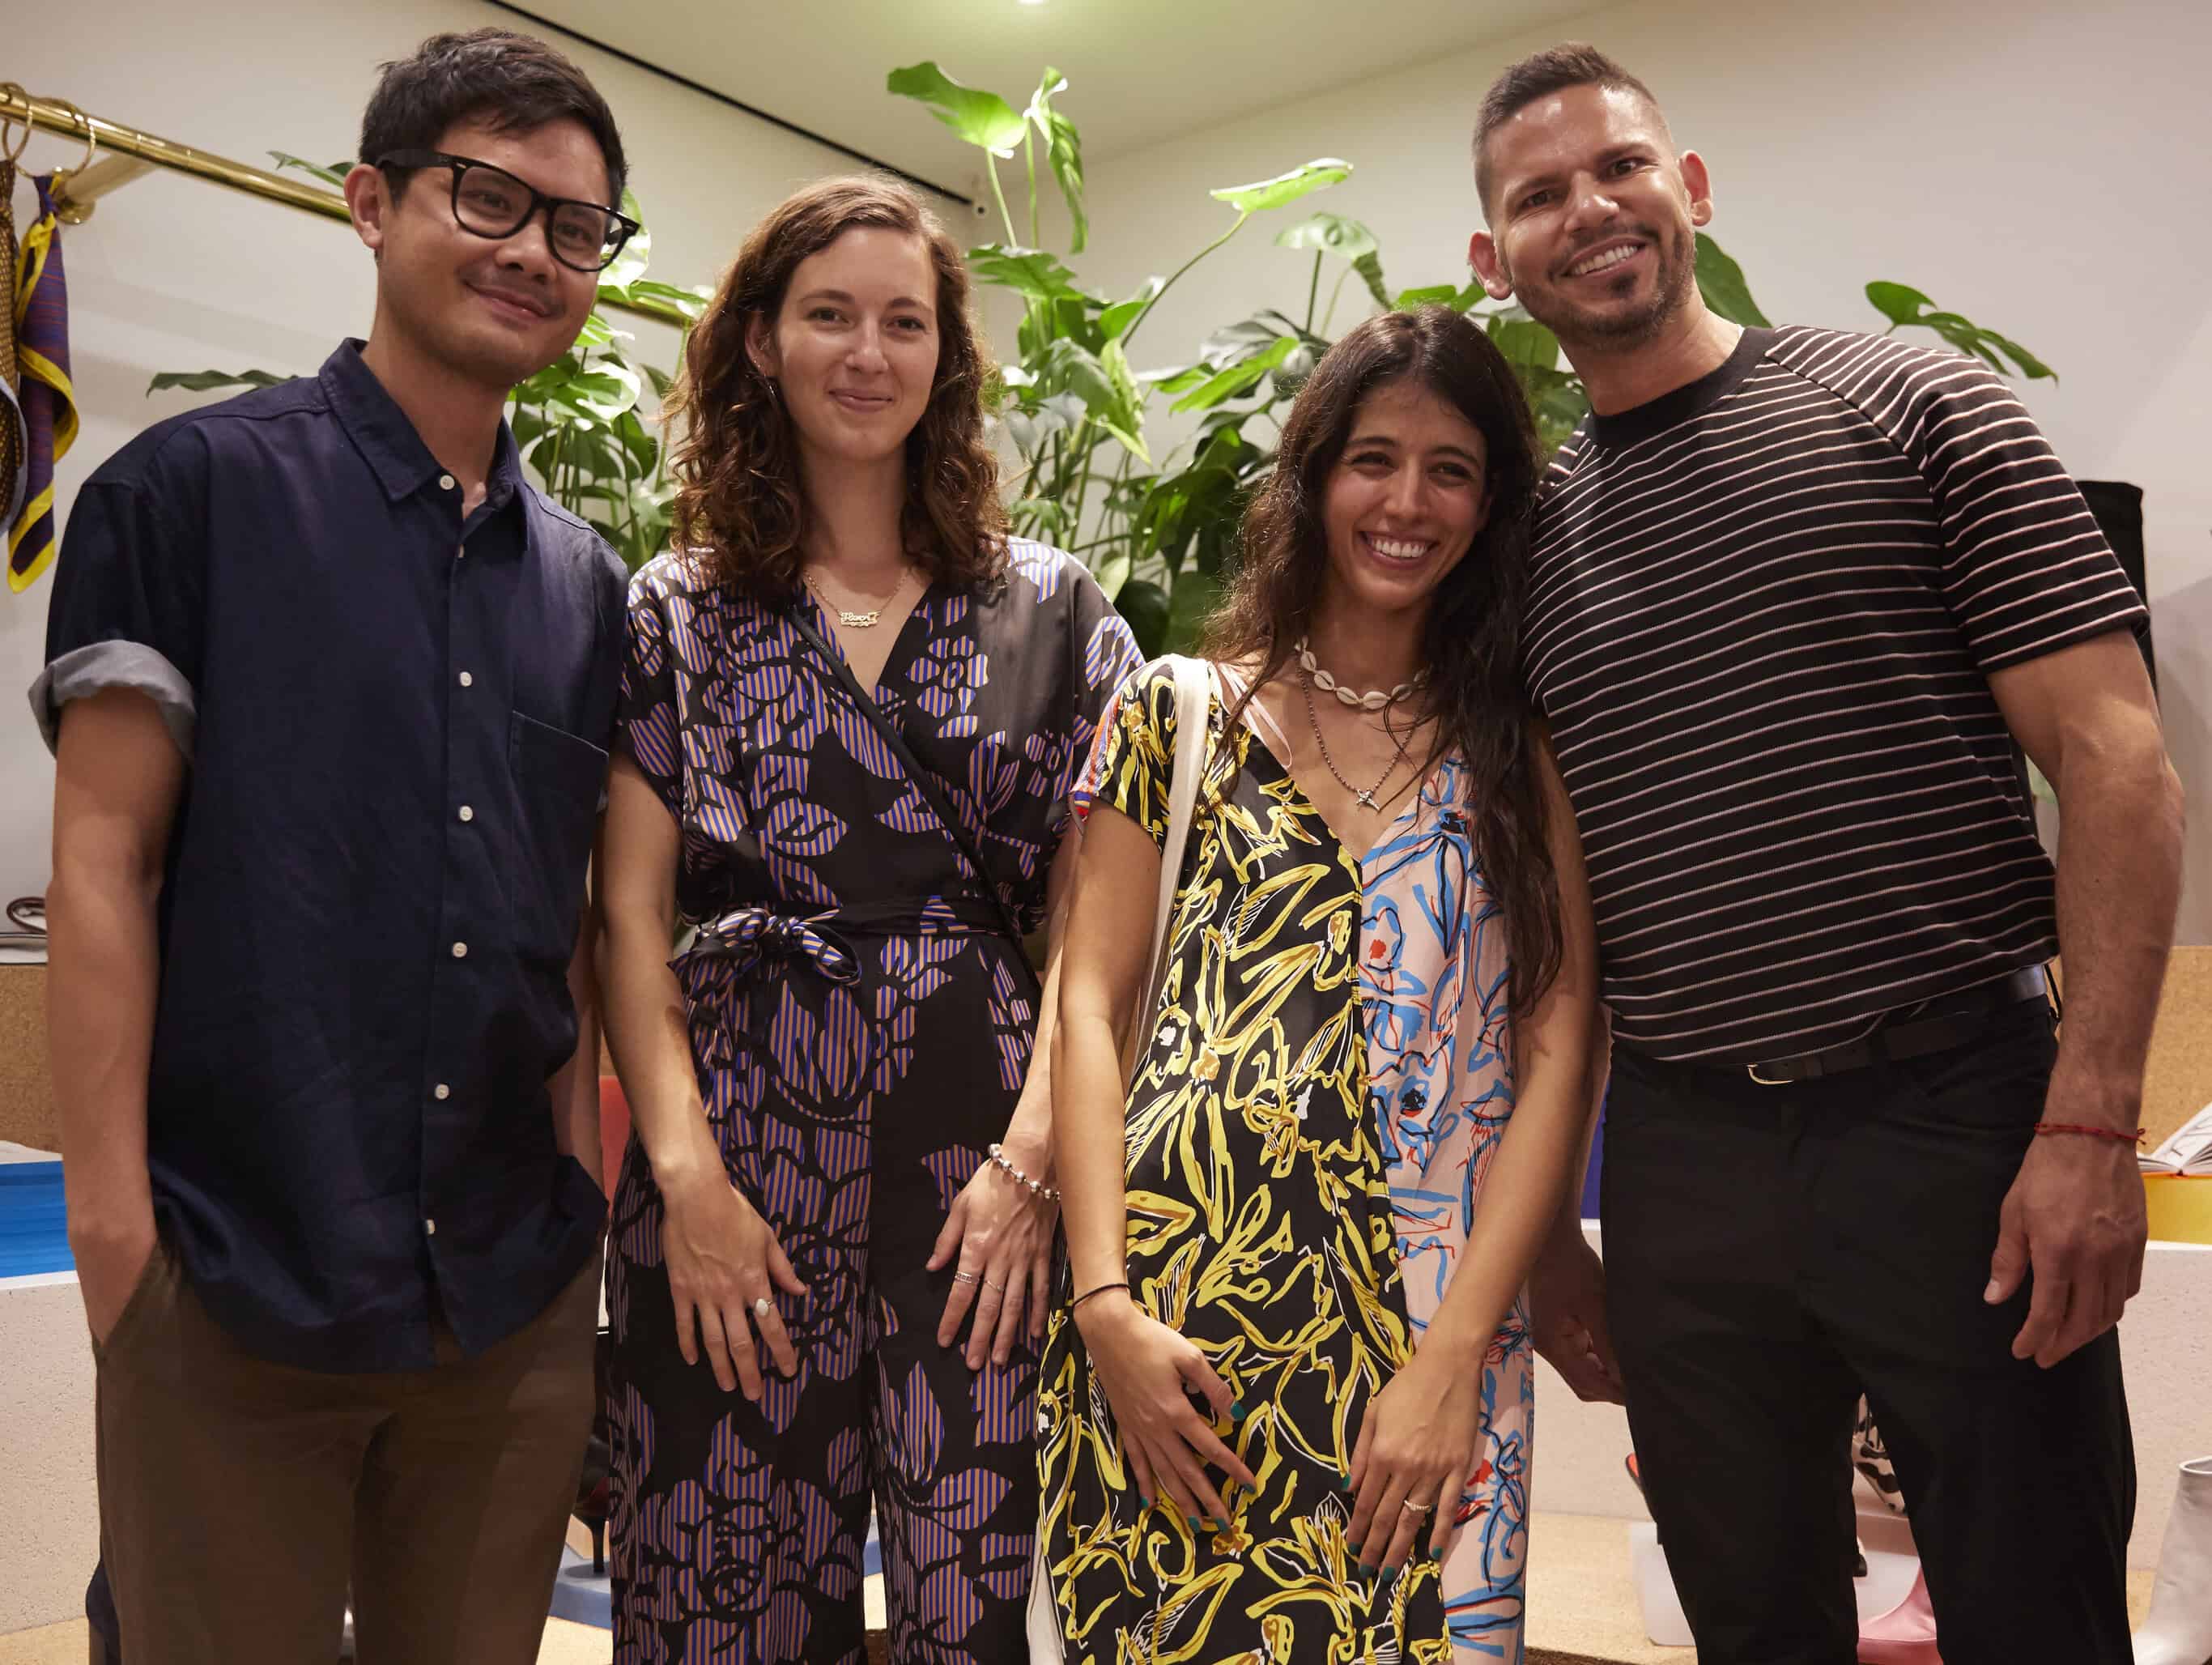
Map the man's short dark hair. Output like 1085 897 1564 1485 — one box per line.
1473 43 1666 218
360 28 628 206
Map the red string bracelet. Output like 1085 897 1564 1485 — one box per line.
2032 1122 2144 1145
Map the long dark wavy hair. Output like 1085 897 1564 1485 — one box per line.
665 176 1009 601
1202 304 1562 1017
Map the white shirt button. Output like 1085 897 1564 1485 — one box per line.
451 941 469 959
457 671 473 688
438 474 456 492
424 1218 438 1237
433 1084 450 1101
457 805 474 823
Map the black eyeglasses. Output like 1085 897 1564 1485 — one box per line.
377 150 639 274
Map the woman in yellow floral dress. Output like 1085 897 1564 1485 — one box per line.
1038 308 1601 1665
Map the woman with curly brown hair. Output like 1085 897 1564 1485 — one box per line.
597 175 1139 1663
1036 306 1600 1663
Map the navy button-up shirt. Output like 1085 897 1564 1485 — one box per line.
33 341 623 1372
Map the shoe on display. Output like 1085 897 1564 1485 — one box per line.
2137 1456 2212 1665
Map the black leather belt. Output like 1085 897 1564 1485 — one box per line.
1733 965 2052 1085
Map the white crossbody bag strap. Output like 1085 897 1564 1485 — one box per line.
1133 654 1210 1062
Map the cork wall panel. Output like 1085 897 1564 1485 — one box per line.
0 965 57 1152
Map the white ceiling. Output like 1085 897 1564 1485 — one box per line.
507 0 1597 198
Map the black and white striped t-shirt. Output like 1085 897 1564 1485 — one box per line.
1527 325 2146 1063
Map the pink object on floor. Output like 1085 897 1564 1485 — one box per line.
1858 1567 1942 1664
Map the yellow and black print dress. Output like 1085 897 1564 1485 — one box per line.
1036 662 1534 1665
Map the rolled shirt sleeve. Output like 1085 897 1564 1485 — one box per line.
28 451 208 759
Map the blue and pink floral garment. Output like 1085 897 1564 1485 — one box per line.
605 543 1139 1663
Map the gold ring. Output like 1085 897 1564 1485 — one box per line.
1399 1496 1435 1516
951 1270 981 1284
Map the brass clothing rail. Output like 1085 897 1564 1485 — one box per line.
0 84 688 326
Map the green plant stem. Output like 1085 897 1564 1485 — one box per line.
985 156 1020 248
1025 128 1040 249
1319 264 1354 337
1304 252 1322 334
1121 210 1251 351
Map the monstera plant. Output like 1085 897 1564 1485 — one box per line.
889 62 2052 655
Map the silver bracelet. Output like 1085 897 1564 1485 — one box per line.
987 1142 1061 1204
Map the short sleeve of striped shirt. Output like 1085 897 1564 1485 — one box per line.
1784 337 2146 673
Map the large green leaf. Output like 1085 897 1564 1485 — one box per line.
1209 159 1352 214
887 62 1027 158
146 368 291 396
1397 280 1490 313
1101 278 1164 342
1025 68 1087 253
1099 340 1151 463
1351 252 1391 312
1275 212 1387 312
1487 314 1562 372
1092 547 1133 601
1694 232 1770 328
1171 334 1300 413
1274 211 1377 260
1393 284 1459 309
1115 578 1172 659
966 244 1096 304
1865 281 1934 329
1163 568 1223 653
1863 283 2055 381
616 279 713 323
517 357 643 427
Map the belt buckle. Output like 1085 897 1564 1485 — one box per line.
1746 1059 1793 1086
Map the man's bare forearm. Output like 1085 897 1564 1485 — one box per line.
48 860 163 1238
2048 725 2184 1120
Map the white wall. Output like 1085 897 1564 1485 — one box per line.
0 0 919 911
1080 0 2212 942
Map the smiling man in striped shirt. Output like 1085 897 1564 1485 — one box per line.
1469 43 2183 1665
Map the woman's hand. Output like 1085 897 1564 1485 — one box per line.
1345 1339 1484 1575
928 1143 1058 1369
1075 1291 1258 1525
660 1163 810 1399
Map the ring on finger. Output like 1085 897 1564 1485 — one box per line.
952 1270 981 1284
1398 1495 1436 1516
985 1276 1007 1292
752 1296 773 1319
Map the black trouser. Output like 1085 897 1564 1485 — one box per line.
1602 1001 2134 1664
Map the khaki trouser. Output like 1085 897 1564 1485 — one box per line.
94 1239 599 1665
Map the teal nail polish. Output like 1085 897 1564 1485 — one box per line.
1336 1476 1352 1492
1186 1515 1202 1532
1357 1562 1376 1578
1429 1544 1447 1561
1229 1399 1246 1420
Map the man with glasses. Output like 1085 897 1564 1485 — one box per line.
34 29 630 1663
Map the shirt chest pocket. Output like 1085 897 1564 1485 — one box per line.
508 710 607 970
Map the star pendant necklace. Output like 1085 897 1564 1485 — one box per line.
1303 674 1413 811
